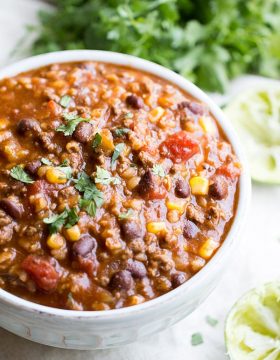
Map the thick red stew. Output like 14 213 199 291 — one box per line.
0 62 241 310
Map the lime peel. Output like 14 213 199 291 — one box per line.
225 282 280 360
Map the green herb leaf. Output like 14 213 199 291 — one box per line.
59 95 72 108
10 165 34 184
74 171 104 217
191 333 203 346
113 128 130 137
111 143 125 164
95 166 121 185
56 112 90 136
118 209 134 220
205 316 218 327
41 158 52 166
55 161 72 179
43 208 79 234
152 164 165 178
92 132 102 149
64 208 79 229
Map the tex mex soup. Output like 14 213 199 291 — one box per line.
0 62 241 310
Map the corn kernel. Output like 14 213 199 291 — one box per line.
126 176 140 190
166 199 186 214
158 97 174 107
126 295 145 306
146 221 167 234
47 234 65 250
198 238 219 259
46 168 67 184
0 118 9 130
199 116 217 135
148 107 165 123
99 129 115 154
64 225 81 242
189 176 209 195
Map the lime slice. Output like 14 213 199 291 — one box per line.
224 86 280 184
225 282 280 360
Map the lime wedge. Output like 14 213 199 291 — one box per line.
225 282 280 360
224 86 280 184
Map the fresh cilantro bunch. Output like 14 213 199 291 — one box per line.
31 0 280 92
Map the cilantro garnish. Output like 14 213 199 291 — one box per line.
41 157 52 166
111 143 125 164
74 172 104 217
55 160 72 179
43 208 79 234
113 128 130 137
191 333 204 346
59 95 72 108
92 133 102 149
95 166 121 185
10 166 34 184
205 316 218 327
118 209 134 220
56 112 90 136
152 164 165 178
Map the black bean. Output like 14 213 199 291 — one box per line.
171 272 189 288
175 179 190 198
177 101 206 115
73 122 93 143
25 160 41 175
0 198 24 219
72 235 97 258
137 169 154 197
209 176 228 200
126 95 143 109
183 220 199 239
109 270 133 291
126 259 147 279
121 220 143 240
17 118 41 135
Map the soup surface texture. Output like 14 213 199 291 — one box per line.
0 62 240 310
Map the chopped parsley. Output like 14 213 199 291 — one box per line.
41 157 52 166
56 112 90 136
113 128 130 137
92 132 102 149
205 316 218 327
152 164 165 178
191 333 204 346
95 166 121 185
55 160 72 179
74 172 104 217
111 143 125 164
43 208 79 234
59 95 72 108
10 165 34 184
118 209 134 220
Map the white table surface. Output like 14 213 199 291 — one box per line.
0 1 279 359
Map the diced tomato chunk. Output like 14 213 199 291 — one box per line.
160 131 199 163
217 162 241 180
47 100 61 116
21 255 59 292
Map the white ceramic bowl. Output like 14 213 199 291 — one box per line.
0 50 251 350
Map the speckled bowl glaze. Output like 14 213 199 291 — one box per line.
0 50 251 350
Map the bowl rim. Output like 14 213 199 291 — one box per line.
0 50 251 320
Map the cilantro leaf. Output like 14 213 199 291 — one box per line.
10 166 34 184
55 161 72 179
191 333 203 346
56 112 90 136
152 164 165 178
92 133 102 149
74 171 104 216
59 95 72 108
111 143 125 164
118 209 134 220
43 208 79 234
95 166 121 185
205 316 218 327
41 158 52 166
113 128 130 137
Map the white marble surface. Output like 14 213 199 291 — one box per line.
0 1 279 359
